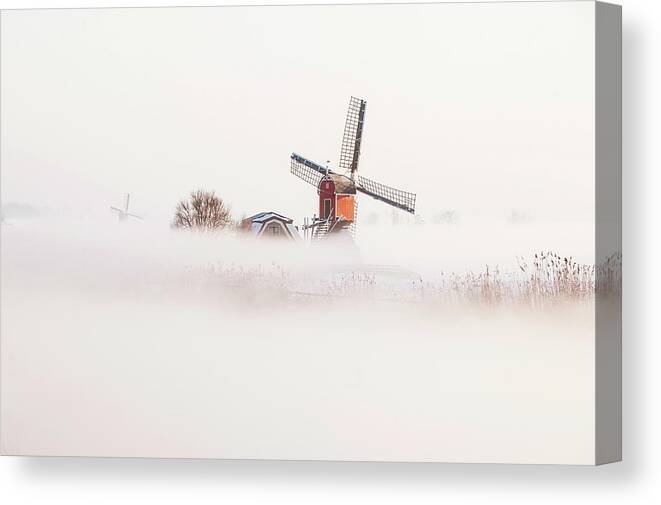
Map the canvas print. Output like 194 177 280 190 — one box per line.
0 1 621 464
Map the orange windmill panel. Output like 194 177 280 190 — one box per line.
336 194 355 222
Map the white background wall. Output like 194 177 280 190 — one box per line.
1 0 657 504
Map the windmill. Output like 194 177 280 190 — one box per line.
290 97 416 239
110 193 142 222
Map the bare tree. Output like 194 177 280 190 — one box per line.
172 190 233 231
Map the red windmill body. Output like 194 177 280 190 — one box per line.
318 174 356 224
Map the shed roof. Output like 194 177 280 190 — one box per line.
244 211 293 224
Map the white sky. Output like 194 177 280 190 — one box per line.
1 2 595 224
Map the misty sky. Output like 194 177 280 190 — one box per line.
1 2 595 225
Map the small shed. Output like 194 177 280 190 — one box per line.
240 212 300 240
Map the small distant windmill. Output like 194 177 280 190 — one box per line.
290 96 416 239
110 193 142 222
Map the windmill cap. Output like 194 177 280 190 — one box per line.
321 174 356 194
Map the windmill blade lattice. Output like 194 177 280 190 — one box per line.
338 97 367 176
290 153 334 188
356 174 416 214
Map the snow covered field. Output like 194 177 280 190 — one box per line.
0 218 607 463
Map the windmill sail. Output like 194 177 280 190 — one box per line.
290 153 334 188
356 174 416 214
110 193 142 221
338 97 367 177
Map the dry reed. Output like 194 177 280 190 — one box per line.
201 251 621 308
